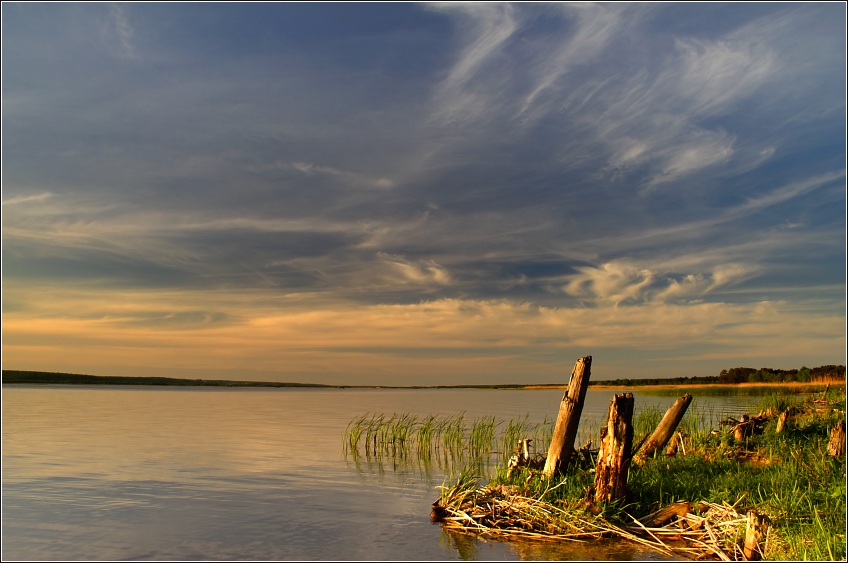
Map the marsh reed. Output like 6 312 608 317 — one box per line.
344 411 537 469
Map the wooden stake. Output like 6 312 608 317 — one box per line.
827 420 845 458
634 394 693 465
543 356 592 477
743 510 768 561
593 392 634 505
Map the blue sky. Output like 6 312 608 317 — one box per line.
2 3 845 384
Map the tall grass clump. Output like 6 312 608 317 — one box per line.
345 411 557 474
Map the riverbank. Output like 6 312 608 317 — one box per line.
433 389 846 560
4 369 844 392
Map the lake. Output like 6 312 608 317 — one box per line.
2 385 766 560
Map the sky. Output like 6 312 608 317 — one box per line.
2 3 846 385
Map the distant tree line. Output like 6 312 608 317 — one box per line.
1 370 332 388
590 375 720 387
591 365 845 387
717 365 845 384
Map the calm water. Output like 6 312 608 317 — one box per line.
2 386 764 561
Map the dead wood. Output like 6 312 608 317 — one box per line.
827 420 846 458
593 392 634 505
543 356 592 477
634 394 692 465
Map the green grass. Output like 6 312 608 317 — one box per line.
640 383 841 397
498 391 846 560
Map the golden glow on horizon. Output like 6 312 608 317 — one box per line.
2 282 844 383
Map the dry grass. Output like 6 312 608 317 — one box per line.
433 475 754 560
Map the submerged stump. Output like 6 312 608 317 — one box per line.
593 392 634 505
543 356 592 477
634 393 692 465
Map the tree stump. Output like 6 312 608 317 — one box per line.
543 356 592 477
634 394 692 465
827 420 845 458
734 414 751 442
665 432 681 455
775 411 788 434
743 510 769 561
593 392 634 505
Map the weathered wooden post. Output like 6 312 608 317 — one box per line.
593 392 634 505
743 510 769 561
827 420 845 458
543 356 592 477
633 393 692 465
775 411 788 434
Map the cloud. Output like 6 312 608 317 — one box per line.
1 193 53 206
289 161 395 189
1 4 843 383
377 252 452 287
427 2 518 125
674 37 777 117
106 3 136 58
519 3 638 119
564 261 655 306
563 260 756 306
3 285 843 383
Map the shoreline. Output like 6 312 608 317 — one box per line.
3 370 843 390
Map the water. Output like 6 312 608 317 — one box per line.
2 385 764 560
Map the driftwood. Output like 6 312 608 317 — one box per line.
638 501 692 527
543 356 592 477
717 413 769 441
625 499 752 560
827 420 845 458
634 394 692 465
592 392 634 505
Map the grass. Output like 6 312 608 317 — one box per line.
347 386 846 560
639 383 841 397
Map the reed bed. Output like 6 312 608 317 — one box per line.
344 411 554 469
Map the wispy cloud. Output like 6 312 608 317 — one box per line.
377 252 452 287
519 3 638 120
562 260 755 306
289 161 395 189
106 3 136 58
427 2 518 125
2 193 53 206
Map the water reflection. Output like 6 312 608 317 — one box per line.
3 386 763 561
440 529 674 561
